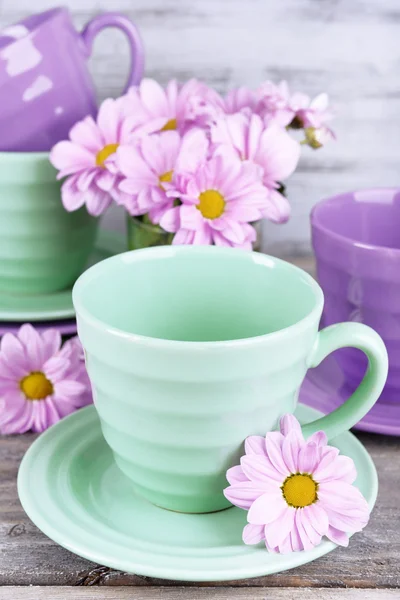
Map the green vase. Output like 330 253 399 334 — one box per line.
127 216 174 250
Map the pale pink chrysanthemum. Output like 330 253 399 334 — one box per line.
224 86 258 115
256 80 294 126
0 325 92 434
50 98 132 216
160 153 268 249
122 78 222 135
224 414 370 554
211 113 300 223
290 92 334 129
117 129 209 224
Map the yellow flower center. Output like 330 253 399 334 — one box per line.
20 371 53 401
281 473 318 508
96 143 119 168
159 170 173 189
197 189 226 220
160 118 177 132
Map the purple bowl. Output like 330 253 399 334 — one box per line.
311 188 400 404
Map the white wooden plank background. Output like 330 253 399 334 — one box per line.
1 0 399 255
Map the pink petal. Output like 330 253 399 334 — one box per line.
55 380 86 397
176 128 209 173
0 333 28 377
77 169 98 192
140 78 169 118
264 505 296 548
297 507 323 547
223 481 268 509
43 356 70 382
226 465 248 485
84 187 112 216
61 176 86 212
179 204 203 230
265 432 290 476
96 170 116 192
97 98 120 145
241 454 283 484
247 491 286 525
242 524 265 545
18 324 45 370
297 442 319 474
294 508 315 551
41 329 62 362
304 502 329 536
192 224 212 245
313 454 357 484
281 430 301 474
280 414 303 437
244 435 267 456
307 430 328 447
50 141 94 175
261 189 291 224
257 124 300 183
159 206 181 232
326 525 349 547
69 116 103 153
318 481 369 511
172 229 195 245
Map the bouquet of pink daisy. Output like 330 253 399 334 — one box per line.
50 78 335 250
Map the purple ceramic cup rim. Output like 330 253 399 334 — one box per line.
0 7 68 52
311 187 400 255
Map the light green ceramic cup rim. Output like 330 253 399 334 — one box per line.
0 151 50 162
72 245 324 350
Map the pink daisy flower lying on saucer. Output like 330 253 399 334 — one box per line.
50 98 131 216
224 414 370 553
0 325 92 434
160 153 268 248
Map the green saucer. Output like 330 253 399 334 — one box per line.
0 230 126 322
18 404 378 582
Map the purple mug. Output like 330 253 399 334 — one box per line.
311 188 398 403
0 7 144 151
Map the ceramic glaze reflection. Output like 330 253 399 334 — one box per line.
312 188 400 403
0 7 144 151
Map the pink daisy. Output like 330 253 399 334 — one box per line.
256 80 294 126
224 414 370 554
0 325 92 434
123 78 222 135
290 92 334 129
211 113 300 223
223 86 257 115
117 128 209 224
50 98 132 216
160 153 268 249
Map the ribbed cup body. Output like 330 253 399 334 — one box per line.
0 152 97 294
74 246 323 513
79 320 318 513
312 188 400 404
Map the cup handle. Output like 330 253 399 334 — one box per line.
301 323 388 440
80 13 145 92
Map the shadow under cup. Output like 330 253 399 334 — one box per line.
74 246 323 513
311 188 400 404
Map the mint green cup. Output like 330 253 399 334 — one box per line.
73 246 388 514
0 152 98 295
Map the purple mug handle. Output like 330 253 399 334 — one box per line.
80 12 145 91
